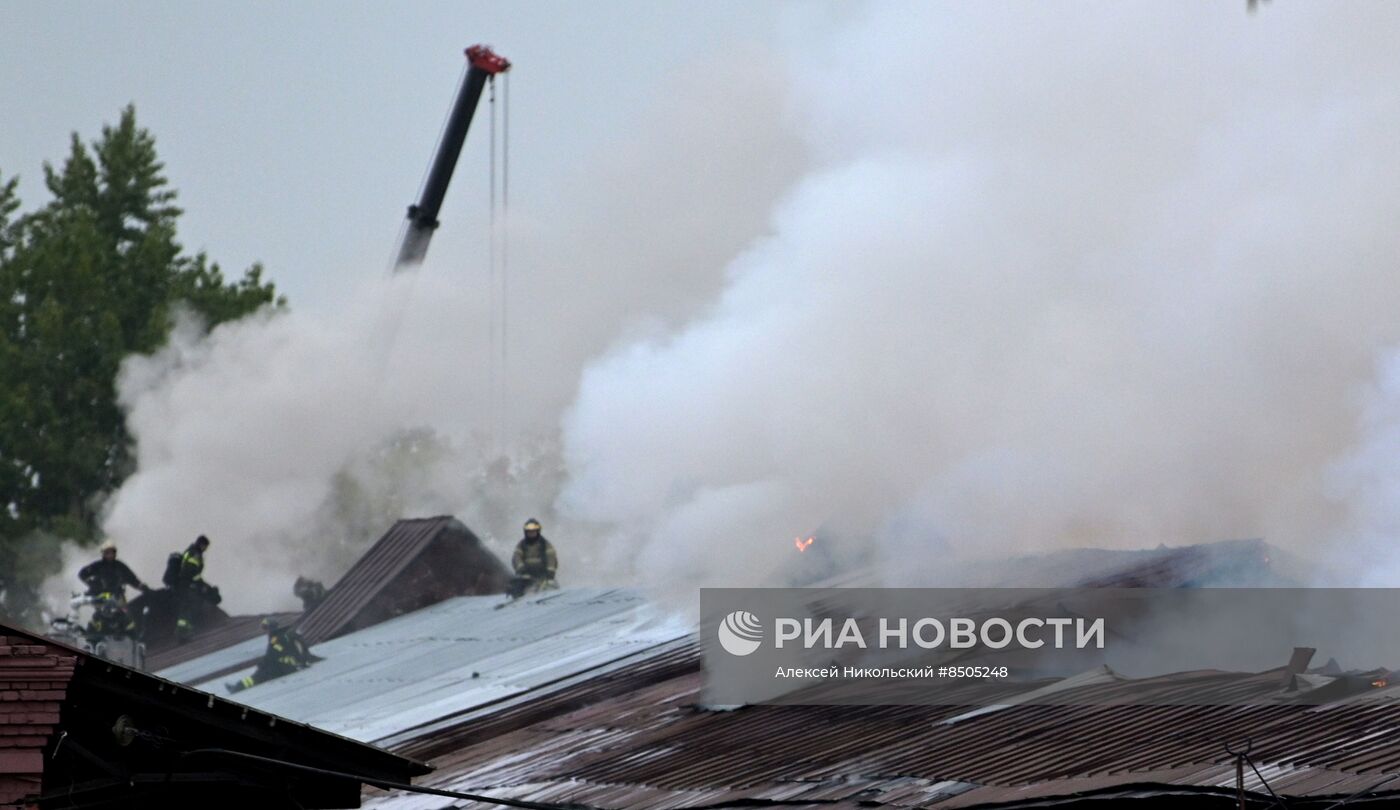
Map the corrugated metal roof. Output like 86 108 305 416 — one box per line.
295 516 509 645
152 539 1385 808
155 516 506 680
168 587 690 745
388 638 700 760
359 653 1400 809
154 630 272 684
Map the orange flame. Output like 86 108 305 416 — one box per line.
1374 678 1389 689
795 536 814 553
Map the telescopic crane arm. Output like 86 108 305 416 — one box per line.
394 44 511 270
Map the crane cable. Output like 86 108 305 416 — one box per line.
488 74 499 452
485 71 512 455
501 69 511 458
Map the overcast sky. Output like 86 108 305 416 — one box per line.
1 1 817 307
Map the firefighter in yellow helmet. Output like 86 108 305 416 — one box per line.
509 518 558 597
78 542 149 603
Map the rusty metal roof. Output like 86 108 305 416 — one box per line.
295 515 510 645
360 646 1400 810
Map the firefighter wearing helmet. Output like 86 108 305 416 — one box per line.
509 518 558 597
78 542 149 603
167 535 219 643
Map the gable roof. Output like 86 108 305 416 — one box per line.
295 516 511 645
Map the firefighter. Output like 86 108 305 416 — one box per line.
169 535 215 643
226 618 319 694
509 518 558 598
78 542 149 603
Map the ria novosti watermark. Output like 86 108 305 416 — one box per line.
702 588 1400 706
718 609 1104 655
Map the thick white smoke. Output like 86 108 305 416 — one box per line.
61 47 804 614
51 4 1400 614
1325 353 1400 586
99 279 521 611
558 3 1400 590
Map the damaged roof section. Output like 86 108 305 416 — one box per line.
346 542 1398 810
296 516 512 645
145 516 510 685
149 537 1395 808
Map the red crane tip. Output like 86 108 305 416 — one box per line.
466 44 511 74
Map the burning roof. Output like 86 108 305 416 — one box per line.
295 515 511 645
154 537 1387 808
142 515 509 685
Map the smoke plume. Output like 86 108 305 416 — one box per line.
558 3 1400 591
49 4 1400 614
68 46 804 614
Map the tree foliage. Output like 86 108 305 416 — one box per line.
0 106 284 624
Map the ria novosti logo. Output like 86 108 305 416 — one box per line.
718 611 764 656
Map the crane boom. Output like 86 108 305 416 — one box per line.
394 44 511 270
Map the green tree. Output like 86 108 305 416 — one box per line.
0 106 284 624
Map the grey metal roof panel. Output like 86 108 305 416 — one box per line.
177 587 690 745
385 637 701 760
155 633 269 683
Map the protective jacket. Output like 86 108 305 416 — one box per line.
512 536 557 580
231 628 317 692
177 544 206 586
78 558 143 599
171 543 215 643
